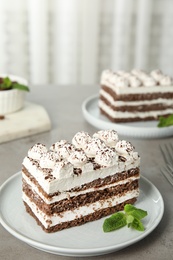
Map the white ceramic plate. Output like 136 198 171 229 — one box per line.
0 172 164 257
82 95 173 138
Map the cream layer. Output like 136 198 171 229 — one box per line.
100 89 173 106
101 80 173 95
23 157 140 194
22 172 139 204
99 100 173 119
22 189 139 229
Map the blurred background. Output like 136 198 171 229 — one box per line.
0 0 173 85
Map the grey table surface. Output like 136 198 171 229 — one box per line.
0 84 173 260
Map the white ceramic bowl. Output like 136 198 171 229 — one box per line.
0 74 28 115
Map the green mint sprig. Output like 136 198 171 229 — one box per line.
157 114 173 128
0 77 29 92
103 204 148 232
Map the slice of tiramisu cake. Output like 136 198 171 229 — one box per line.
99 69 173 122
22 130 140 233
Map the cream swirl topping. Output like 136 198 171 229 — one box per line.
159 76 173 86
58 143 75 159
95 147 117 166
72 131 92 149
93 130 119 147
101 69 173 88
68 149 88 167
131 69 146 78
52 160 73 178
25 130 140 181
115 140 134 156
128 76 142 87
83 138 106 158
115 77 129 87
50 140 68 151
40 151 57 169
143 76 156 87
28 143 47 160
150 69 163 81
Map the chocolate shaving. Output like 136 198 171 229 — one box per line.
119 156 126 162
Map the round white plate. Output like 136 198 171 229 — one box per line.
0 172 164 257
82 95 173 139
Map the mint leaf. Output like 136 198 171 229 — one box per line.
125 205 146 231
3 77 12 88
0 77 12 90
124 204 136 213
103 212 127 232
103 204 148 233
158 114 173 127
13 83 30 92
0 77 30 92
124 204 148 220
131 217 145 231
126 215 134 227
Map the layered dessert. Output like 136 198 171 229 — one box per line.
22 130 140 233
99 69 173 122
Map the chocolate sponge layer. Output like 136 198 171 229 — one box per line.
101 85 173 101
22 166 139 199
100 95 173 112
23 197 137 233
99 85 173 122
22 178 139 214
